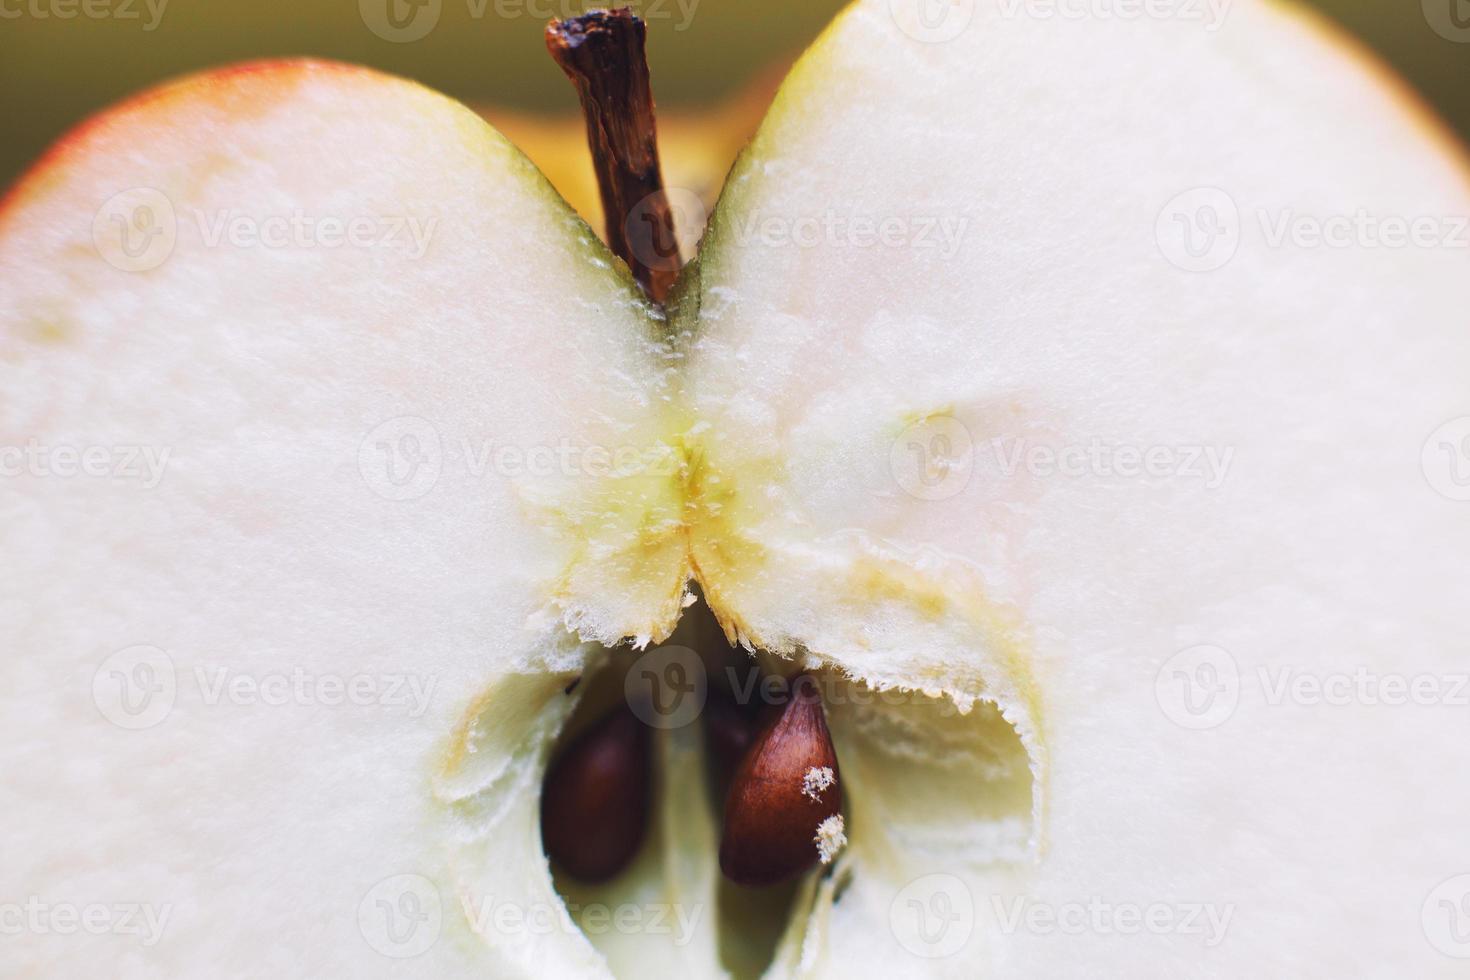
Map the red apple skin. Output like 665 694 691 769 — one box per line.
0 60 380 225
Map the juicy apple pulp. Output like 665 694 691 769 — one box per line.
2 1 1469 978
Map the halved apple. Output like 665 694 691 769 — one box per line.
2 1 1468 977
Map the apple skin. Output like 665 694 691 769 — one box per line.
2 61 361 220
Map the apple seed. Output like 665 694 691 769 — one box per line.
719 673 844 887
540 700 652 882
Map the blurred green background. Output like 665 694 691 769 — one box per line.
0 0 1467 188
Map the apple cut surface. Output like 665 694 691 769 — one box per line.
0 62 692 977
4 1 1470 978
678 0 1470 976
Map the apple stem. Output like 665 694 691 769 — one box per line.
546 8 680 304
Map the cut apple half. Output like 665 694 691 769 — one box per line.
3 0 1470 977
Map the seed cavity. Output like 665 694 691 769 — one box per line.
704 684 760 777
